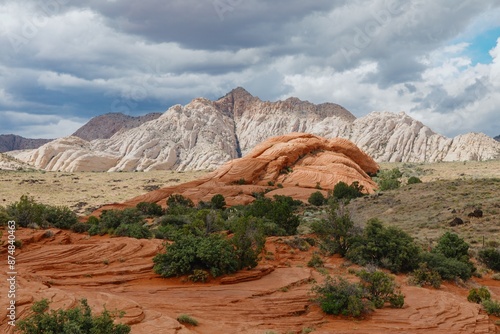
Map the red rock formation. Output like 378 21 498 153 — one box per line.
94 133 379 213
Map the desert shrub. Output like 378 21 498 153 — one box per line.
478 248 500 271
210 194 226 210
7 195 48 228
467 287 491 304
177 314 198 326
136 202 163 216
153 234 239 278
230 216 266 269
409 263 442 288
0 206 10 226
113 223 152 239
17 298 130 334
420 252 472 281
431 232 475 276
243 195 301 236
45 206 78 229
70 222 91 233
376 168 402 191
311 199 356 256
307 253 324 268
407 176 422 184
188 269 209 283
166 194 194 208
331 181 364 201
482 299 500 316
87 216 100 225
356 269 404 309
308 191 326 206
346 219 421 273
100 208 145 230
312 276 371 317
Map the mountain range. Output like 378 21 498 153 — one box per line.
7 87 500 172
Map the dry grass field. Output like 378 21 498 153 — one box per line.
0 169 210 215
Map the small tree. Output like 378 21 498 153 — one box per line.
210 194 226 210
331 181 364 201
356 269 404 309
478 248 500 271
308 191 326 206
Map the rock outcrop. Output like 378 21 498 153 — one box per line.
8 88 500 172
0 134 51 153
72 112 162 141
94 133 378 212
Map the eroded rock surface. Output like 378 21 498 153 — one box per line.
94 133 379 211
9 88 499 172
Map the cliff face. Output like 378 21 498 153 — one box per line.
8 88 500 172
72 112 162 141
0 134 51 153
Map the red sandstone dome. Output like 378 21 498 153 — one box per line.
94 133 379 213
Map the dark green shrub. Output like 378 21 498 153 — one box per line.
420 252 472 281
210 194 226 210
153 234 239 278
311 199 355 256
17 298 130 334
136 202 163 216
312 276 371 317
356 269 404 309
7 195 48 228
307 253 324 268
177 314 198 326
166 194 194 208
376 168 402 191
482 299 500 316
346 219 421 273
70 222 91 233
332 181 364 201
409 263 442 288
45 206 78 229
308 191 326 206
100 208 145 230
407 176 422 184
230 216 266 269
467 287 491 304
431 232 475 277
188 269 209 283
113 223 152 239
478 248 500 271
87 216 100 225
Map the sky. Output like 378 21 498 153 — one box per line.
0 0 499 139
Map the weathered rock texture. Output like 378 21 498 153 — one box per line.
8 88 500 172
1 229 497 334
94 133 378 212
0 134 51 152
72 112 162 141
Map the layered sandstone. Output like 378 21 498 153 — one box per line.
8 88 500 172
94 133 378 212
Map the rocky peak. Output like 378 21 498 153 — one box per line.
0 134 52 153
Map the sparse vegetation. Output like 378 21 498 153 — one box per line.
467 287 491 304
375 168 402 191
176 314 198 326
16 298 130 334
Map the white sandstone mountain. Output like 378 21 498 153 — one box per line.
8 88 500 172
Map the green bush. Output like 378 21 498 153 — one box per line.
376 168 402 191
407 176 422 184
45 206 78 229
153 234 239 278
312 276 371 317
467 287 491 304
188 269 210 283
210 194 226 210
113 223 152 239
7 195 48 228
17 298 130 334
482 299 500 316
430 232 475 277
230 216 266 269
166 194 194 208
346 219 421 273
311 199 355 256
70 222 91 233
307 253 324 268
308 191 326 206
420 252 472 281
177 314 198 326
331 181 364 201
356 269 404 309
478 248 500 271
409 263 442 288
136 202 164 216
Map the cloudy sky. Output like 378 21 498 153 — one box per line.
0 0 499 139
